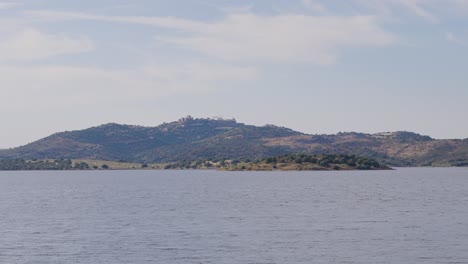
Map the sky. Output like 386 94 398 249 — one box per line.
1 0 467 148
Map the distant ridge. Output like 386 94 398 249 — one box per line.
0 116 467 166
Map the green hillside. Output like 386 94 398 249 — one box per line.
0 116 467 167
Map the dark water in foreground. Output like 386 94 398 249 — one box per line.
0 168 467 264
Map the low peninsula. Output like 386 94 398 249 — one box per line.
166 154 391 171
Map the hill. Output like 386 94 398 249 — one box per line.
0 116 467 166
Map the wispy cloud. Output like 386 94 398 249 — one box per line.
446 32 466 45
0 28 93 61
0 62 257 111
0 2 21 10
301 0 327 13
394 0 438 22
350 0 468 22
26 10 395 65
158 14 394 64
25 10 207 30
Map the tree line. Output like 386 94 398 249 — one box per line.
0 159 90 170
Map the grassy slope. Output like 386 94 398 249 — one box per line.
0 118 466 167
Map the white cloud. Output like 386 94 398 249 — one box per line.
25 10 207 31
393 0 438 22
160 14 394 64
26 10 395 64
0 28 94 61
0 2 21 9
351 0 468 22
0 63 257 111
446 32 466 45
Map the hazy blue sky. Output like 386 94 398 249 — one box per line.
1 0 467 148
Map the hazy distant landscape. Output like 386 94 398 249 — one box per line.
1 116 467 169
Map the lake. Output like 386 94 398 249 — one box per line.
0 168 467 263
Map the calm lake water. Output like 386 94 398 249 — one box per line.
0 168 467 264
